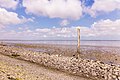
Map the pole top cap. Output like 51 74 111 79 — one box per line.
76 27 80 30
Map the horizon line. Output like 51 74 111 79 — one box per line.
1 39 120 41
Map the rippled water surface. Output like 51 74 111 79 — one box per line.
1 40 120 47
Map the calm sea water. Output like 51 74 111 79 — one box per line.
1 40 120 47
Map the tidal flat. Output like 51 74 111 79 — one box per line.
0 42 120 80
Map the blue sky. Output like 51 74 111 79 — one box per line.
0 0 120 40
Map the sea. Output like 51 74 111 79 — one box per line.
1 40 120 47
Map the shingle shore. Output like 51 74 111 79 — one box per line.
0 44 120 80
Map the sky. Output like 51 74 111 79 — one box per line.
0 0 120 40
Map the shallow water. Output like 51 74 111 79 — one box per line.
1 40 120 47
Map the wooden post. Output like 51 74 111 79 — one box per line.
77 28 80 56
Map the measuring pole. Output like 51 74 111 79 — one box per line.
77 27 80 56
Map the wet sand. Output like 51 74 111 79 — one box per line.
0 53 91 80
0 54 51 80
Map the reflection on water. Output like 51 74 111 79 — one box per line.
81 41 120 47
1 40 120 47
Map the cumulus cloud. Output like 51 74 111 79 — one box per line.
1 19 120 40
79 19 120 39
91 19 120 36
23 0 82 20
0 24 5 29
0 27 77 40
85 0 120 17
0 0 19 9
0 8 33 29
60 20 69 26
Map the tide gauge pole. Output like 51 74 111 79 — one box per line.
77 27 80 57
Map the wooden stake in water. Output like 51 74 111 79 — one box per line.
77 27 80 55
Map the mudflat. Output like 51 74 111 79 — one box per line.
12 43 120 65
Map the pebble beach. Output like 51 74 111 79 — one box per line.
1 42 120 80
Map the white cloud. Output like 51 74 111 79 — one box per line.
60 20 69 26
0 24 5 29
0 0 19 9
85 0 120 17
34 27 77 38
79 19 120 39
1 19 120 40
35 28 51 33
91 19 120 36
23 0 82 20
0 8 33 29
